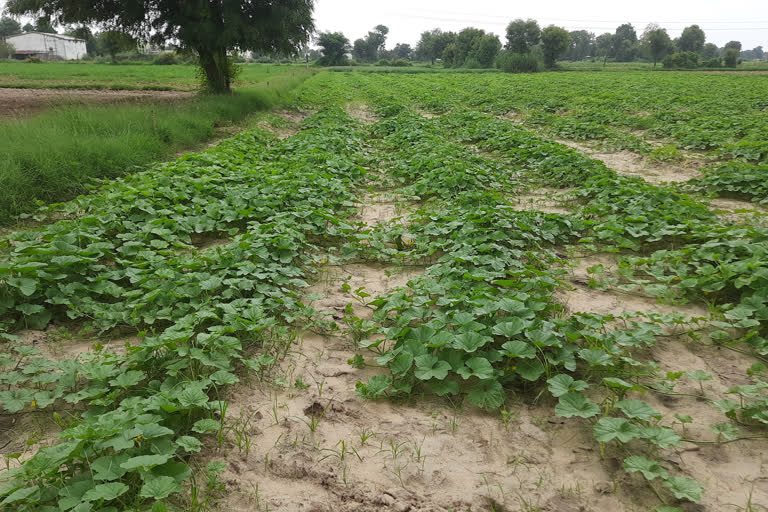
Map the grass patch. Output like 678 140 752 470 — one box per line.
0 61 308 90
0 72 312 223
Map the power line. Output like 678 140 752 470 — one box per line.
383 12 768 31
400 6 768 24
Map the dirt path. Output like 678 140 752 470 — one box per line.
0 87 196 119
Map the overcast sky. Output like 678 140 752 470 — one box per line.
1 0 766 50
313 0 768 49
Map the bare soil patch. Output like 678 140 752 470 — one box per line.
512 187 577 214
709 198 768 225
558 253 709 319
557 140 702 185
345 102 379 124
0 87 195 120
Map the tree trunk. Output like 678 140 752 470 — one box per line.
199 48 231 94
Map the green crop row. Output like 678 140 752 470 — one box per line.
0 108 367 511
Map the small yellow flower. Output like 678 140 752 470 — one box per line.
133 434 143 441
30 400 36 408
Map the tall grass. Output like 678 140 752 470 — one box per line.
0 74 310 223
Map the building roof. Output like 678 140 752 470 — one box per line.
6 32 86 43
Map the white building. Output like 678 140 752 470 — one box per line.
5 32 87 61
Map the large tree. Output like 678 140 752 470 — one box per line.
724 40 742 51
34 15 56 33
677 24 705 53
613 23 638 62
541 25 571 68
595 32 614 65
415 28 455 64
0 16 22 38
393 43 412 60
505 18 540 53
701 42 719 59
473 33 502 67
6 0 315 93
641 24 672 67
352 24 388 62
566 30 595 61
315 31 349 66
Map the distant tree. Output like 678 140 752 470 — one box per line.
0 16 22 38
34 16 57 34
96 31 136 62
613 23 638 62
352 25 388 63
641 24 672 67
442 28 499 68
415 29 456 64
66 26 97 55
724 48 740 67
315 31 350 66
566 30 595 61
754 46 764 60
724 40 742 51
677 25 705 53
22 23 34 33
7 0 315 94
541 26 571 67
442 43 457 67
701 43 719 59
595 32 614 65
505 18 540 53
393 43 413 60
451 27 485 67
474 33 502 67
352 38 367 61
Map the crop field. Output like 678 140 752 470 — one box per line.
0 61 308 91
1 70 768 512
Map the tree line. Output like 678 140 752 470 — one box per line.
316 19 765 71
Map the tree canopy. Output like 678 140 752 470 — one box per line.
505 19 540 53
6 0 315 93
678 25 705 53
0 16 22 37
352 24 388 62
416 28 456 64
642 24 672 67
316 31 350 66
541 26 571 67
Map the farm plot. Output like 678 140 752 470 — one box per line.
1 72 768 512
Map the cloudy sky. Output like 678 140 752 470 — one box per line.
313 0 768 49
1 0 766 50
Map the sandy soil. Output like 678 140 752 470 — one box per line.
556 140 702 185
709 198 768 225
512 187 577 215
0 87 196 119
346 102 379 124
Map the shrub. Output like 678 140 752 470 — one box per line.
701 57 722 68
25 56 42 64
496 51 541 73
390 58 411 67
152 53 178 65
0 42 14 59
662 52 699 69
375 59 391 66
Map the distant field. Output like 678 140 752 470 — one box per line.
0 61 308 91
